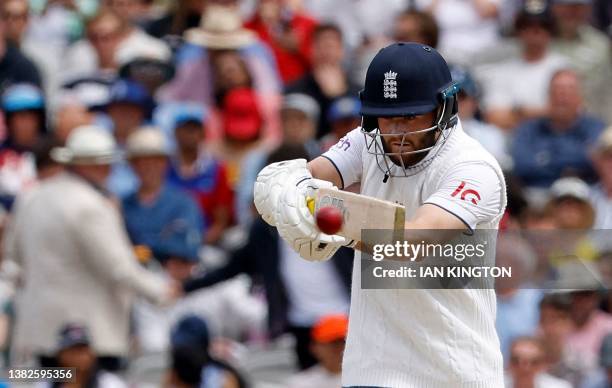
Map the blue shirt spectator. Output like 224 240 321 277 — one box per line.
122 127 204 262
123 183 203 262
511 69 605 188
511 115 604 187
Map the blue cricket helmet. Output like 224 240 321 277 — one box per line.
359 43 460 178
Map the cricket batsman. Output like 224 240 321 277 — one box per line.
254 43 506 387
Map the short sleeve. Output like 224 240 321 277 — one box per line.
424 162 504 230
321 127 365 189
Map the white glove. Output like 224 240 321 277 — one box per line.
277 177 350 262
253 159 310 226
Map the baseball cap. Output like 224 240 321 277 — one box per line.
328 97 361 123
515 1 555 32
173 104 207 128
57 323 91 352
126 126 170 158
311 314 348 343
171 315 210 351
593 126 612 154
550 177 591 203
1 83 45 113
222 88 262 141
107 78 153 109
282 93 320 123
601 334 612 368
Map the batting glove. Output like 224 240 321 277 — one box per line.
253 159 310 226
276 177 350 262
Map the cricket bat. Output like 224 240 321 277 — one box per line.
307 187 406 244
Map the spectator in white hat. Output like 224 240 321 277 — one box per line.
4 125 178 367
547 177 595 230
121 126 204 265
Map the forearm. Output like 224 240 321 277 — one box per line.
308 157 343 188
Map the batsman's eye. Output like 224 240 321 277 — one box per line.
317 243 328 250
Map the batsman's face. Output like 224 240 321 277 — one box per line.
378 111 437 167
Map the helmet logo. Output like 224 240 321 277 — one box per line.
383 71 398 99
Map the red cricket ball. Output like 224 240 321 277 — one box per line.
315 206 343 235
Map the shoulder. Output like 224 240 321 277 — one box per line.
447 125 504 171
578 114 606 131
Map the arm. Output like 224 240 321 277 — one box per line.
308 156 343 189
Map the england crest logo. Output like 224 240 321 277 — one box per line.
383 70 397 99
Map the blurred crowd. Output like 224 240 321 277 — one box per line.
0 0 610 387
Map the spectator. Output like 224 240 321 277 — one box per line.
183 144 352 370
121 126 203 263
590 127 612 229
286 314 347 388
62 8 129 81
105 78 154 198
414 0 502 65
0 0 60 101
34 324 127 388
450 65 511 170
511 69 605 189
163 315 245 388
505 337 573 388
482 6 567 130
495 234 542 361
392 9 439 47
319 96 361 153
581 333 612 388
547 177 595 230
215 87 267 191
286 23 360 139
160 5 282 145
1 0 28 47
246 0 318 84
0 83 46 209
281 93 321 158
565 287 612 372
0 6 41 90
166 106 233 245
4 125 176 367
551 0 612 124
538 294 584 387
62 7 170 84
115 36 175 97
106 78 154 145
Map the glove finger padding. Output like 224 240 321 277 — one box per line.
277 178 349 262
253 159 309 226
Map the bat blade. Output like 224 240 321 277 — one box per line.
313 188 406 244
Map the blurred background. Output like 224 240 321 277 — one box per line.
0 0 610 387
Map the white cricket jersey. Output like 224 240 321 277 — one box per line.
322 120 507 388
